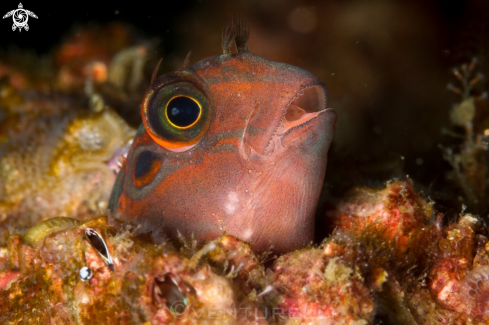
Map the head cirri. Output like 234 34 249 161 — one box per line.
109 17 336 254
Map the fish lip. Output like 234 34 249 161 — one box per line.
266 82 329 147
278 108 336 138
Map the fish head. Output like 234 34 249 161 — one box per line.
109 52 336 253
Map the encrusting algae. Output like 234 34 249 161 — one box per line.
0 24 141 230
0 216 268 324
3 180 489 323
0 97 135 229
0 213 375 324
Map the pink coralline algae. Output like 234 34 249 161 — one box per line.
2 179 489 324
325 180 489 324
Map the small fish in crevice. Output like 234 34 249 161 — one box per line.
153 273 193 315
84 227 115 271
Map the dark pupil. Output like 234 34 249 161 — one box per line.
166 97 200 127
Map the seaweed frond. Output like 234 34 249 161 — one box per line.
440 58 489 210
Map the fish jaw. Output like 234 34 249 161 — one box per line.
248 107 336 253
221 83 336 253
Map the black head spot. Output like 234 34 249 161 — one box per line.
134 151 162 187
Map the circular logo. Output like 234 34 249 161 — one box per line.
3 4 38 32
169 300 190 319
13 10 27 28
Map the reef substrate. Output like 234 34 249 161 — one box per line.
1 180 488 324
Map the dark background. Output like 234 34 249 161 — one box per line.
0 1 473 55
2 0 489 222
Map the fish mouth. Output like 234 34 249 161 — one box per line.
277 84 328 135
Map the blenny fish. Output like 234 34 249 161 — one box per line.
109 17 336 253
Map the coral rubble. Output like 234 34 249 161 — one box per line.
2 180 489 324
0 24 152 230
327 180 489 324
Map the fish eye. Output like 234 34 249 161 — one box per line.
165 96 201 128
142 82 211 151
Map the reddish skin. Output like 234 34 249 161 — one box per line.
0 270 20 290
109 52 336 253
